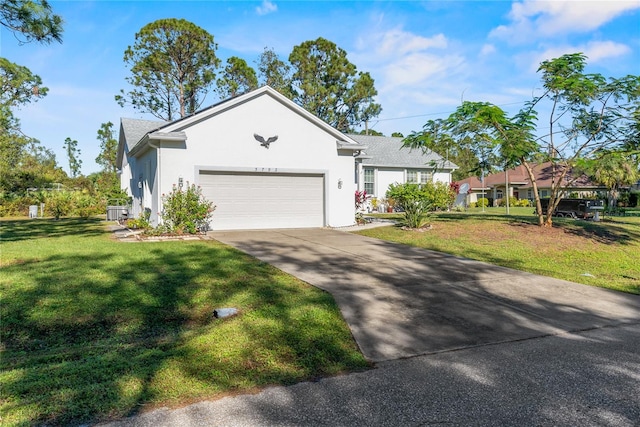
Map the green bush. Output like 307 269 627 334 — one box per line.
73 193 101 218
517 199 531 207
161 183 216 234
0 196 26 217
126 215 151 230
46 191 74 219
477 198 489 208
497 196 519 207
386 183 430 228
423 181 456 210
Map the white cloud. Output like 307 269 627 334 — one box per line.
490 0 640 43
480 44 496 56
354 27 458 91
372 29 448 56
256 0 277 16
382 53 466 89
526 40 631 71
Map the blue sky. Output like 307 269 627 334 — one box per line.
3 0 640 175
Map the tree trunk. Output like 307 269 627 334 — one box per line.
521 160 546 227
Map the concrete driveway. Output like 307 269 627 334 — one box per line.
212 228 640 362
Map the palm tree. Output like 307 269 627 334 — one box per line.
590 152 640 208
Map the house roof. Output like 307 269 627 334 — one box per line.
456 162 604 191
121 117 167 145
117 86 364 167
349 134 458 170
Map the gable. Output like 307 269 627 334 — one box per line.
116 118 166 169
117 86 364 168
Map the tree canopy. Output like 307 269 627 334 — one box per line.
216 56 258 99
0 1 67 198
0 0 63 44
289 37 381 132
405 53 640 227
116 18 220 121
0 57 47 133
95 122 117 174
256 47 292 98
63 137 81 178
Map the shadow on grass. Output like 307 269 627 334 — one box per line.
433 211 640 245
0 221 367 425
193 227 640 426
0 217 107 242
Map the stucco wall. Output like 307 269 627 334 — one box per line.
156 93 356 228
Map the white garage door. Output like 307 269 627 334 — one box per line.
199 171 325 230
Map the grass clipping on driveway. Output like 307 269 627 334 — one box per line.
361 209 640 295
0 219 369 426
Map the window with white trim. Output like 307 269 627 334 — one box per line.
364 168 375 195
420 170 432 184
406 170 418 183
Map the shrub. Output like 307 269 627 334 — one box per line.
126 215 151 230
497 196 519 207
422 181 456 210
477 198 489 208
517 199 531 207
355 190 367 224
46 191 74 219
0 196 26 217
386 183 430 228
73 193 100 218
161 183 216 234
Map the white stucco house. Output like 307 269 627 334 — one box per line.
116 86 456 230
117 86 365 230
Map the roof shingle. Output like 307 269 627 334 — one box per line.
348 134 457 169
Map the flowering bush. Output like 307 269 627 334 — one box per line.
355 190 367 224
161 183 216 234
355 190 367 209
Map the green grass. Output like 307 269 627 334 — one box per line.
362 208 640 294
0 218 369 426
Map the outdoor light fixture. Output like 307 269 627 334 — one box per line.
338 178 343 189
178 177 184 188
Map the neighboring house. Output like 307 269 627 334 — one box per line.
348 134 457 209
456 162 607 206
117 86 364 230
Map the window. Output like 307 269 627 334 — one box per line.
539 190 549 198
496 190 504 200
420 171 432 184
406 170 418 183
364 168 375 195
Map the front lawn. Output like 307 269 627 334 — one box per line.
361 209 640 294
0 218 369 426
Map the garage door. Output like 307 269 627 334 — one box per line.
199 171 325 230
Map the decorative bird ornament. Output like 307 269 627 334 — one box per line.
254 133 278 149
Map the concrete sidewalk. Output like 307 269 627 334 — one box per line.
212 228 640 362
